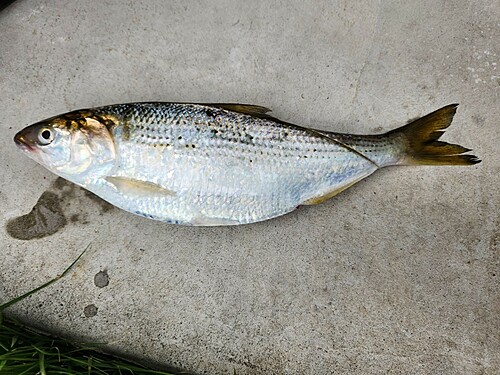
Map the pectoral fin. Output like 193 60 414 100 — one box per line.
106 177 175 198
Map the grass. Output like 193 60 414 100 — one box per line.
0 247 180 375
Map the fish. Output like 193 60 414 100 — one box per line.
14 102 480 226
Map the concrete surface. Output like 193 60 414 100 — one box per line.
0 0 498 374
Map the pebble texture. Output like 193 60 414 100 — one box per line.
0 1 498 374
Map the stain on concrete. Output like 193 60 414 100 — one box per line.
94 270 110 288
83 190 114 213
6 191 67 240
83 304 98 317
5 177 115 240
52 176 71 190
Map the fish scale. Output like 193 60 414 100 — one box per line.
14 102 479 226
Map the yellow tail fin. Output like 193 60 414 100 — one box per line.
389 104 481 166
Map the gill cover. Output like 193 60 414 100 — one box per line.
63 117 117 179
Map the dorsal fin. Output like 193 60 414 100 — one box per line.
205 103 272 118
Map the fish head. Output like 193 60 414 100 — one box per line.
14 111 117 182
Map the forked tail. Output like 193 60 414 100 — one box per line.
388 104 480 166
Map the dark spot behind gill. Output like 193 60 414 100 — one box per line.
121 120 131 141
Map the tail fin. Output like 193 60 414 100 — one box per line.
388 104 481 166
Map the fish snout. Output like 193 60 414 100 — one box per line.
14 127 37 151
14 130 29 149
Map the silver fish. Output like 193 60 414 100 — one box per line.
14 103 479 225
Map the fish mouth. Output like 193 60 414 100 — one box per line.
14 131 34 151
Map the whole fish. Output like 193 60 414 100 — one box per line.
14 103 479 226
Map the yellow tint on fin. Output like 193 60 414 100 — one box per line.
388 104 480 165
191 215 240 226
302 177 366 205
106 176 175 198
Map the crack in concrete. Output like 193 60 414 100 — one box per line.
350 0 383 110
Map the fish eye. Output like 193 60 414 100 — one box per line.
38 128 54 145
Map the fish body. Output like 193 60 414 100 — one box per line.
14 103 479 225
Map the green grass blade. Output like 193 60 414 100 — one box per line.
87 355 92 375
0 244 90 311
17 363 39 375
39 351 46 375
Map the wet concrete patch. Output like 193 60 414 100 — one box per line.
5 177 115 240
94 270 109 288
6 191 67 240
83 190 114 213
83 304 98 317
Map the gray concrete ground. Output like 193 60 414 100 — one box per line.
0 1 498 374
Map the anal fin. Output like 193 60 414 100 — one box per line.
190 215 240 226
302 176 368 205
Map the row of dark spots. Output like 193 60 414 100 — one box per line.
137 133 171 147
139 142 198 149
136 125 156 132
208 128 257 146
140 134 171 140
136 133 199 149
232 146 322 161
299 146 320 158
178 135 197 149
138 132 170 142
357 142 386 149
